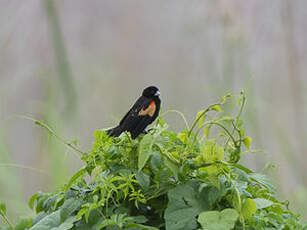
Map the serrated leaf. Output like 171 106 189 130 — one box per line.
243 137 252 149
254 198 274 209
242 198 257 220
211 105 222 112
138 134 154 171
197 208 239 230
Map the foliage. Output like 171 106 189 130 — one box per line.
1 91 306 230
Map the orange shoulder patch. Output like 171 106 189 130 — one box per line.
139 101 156 117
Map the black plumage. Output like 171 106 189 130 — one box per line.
107 86 161 139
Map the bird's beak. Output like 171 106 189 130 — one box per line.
155 91 160 97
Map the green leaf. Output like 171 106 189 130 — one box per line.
197 209 239 230
232 163 253 174
65 167 86 192
220 93 231 104
204 125 211 138
243 137 252 149
15 217 32 230
219 116 234 122
29 211 61 230
242 198 257 220
201 140 224 163
53 216 78 230
60 198 81 222
196 110 206 128
29 210 78 230
28 193 39 210
177 132 188 143
253 198 274 209
163 156 179 176
138 134 154 171
135 172 150 191
164 182 209 230
249 173 276 193
211 105 222 112
0 201 6 215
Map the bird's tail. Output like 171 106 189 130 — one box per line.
106 126 124 137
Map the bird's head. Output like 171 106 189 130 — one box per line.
142 86 160 98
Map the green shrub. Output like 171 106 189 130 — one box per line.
1 91 306 230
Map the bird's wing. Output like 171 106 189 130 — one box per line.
119 96 152 127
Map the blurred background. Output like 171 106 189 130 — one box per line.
0 0 306 224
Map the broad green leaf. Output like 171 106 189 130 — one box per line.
163 156 179 176
242 198 257 220
164 182 209 230
138 134 154 171
211 105 222 112
135 172 150 191
60 198 81 222
125 223 159 229
197 208 239 230
196 110 206 128
243 137 252 149
200 165 218 176
29 210 61 230
53 216 78 230
249 173 276 193
254 198 274 209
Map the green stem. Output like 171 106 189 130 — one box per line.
0 163 48 175
34 120 86 156
188 103 221 137
161 110 189 130
196 121 237 147
17 115 86 156
225 93 246 147
0 210 13 228
223 170 245 230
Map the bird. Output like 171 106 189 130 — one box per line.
107 86 161 139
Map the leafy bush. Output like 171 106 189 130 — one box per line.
1 91 306 230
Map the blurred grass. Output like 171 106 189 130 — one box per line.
0 127 27 223
0 0 306 226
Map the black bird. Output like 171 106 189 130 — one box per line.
107 86 161 139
